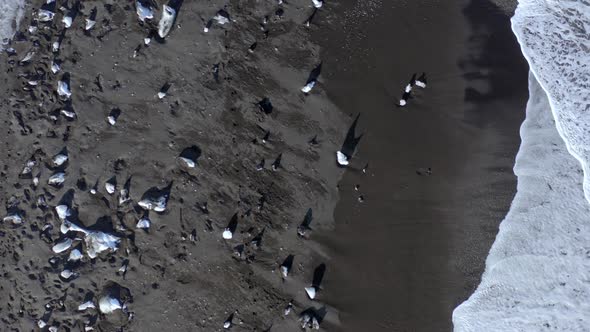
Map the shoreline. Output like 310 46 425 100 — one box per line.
313 0 528 330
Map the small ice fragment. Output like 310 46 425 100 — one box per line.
415 73 427 88
60 269 76 279
280 265 289 278
51 61 60 73
179 157 195 168
52 41 60 52
301 80 316 93
118 262 128 274
52 153 68 166
98 295 122 314
28 25 38 33
222 228 233 239
157 91 166 99
136 217 150 229
214 10 230 25
20 51 34 63
119 189 130 205
58 80 71 99
312 0 323 8
61 109 76 119
138 196 168 212
48 172 66 186
52 238 73 253
336 151 349 166
21 160 35 175
61 220 88 234
105 182 115 195
78 301 95 311
399 99 407 106
38 9 55 22
3 214 23 225
136 1 154 21
305 286 317 299
55 205 70 220
85 19 96 31
144 37 151 45
157 5 176 38
38 320 47 329
68 249 83 261
284 301 293 316
107 115 116 125
62 15 73 28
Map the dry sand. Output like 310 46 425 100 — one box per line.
0 0 351 331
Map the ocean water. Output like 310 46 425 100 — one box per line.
0 0 25 48
453 0 590 331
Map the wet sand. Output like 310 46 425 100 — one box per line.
313 0 528 331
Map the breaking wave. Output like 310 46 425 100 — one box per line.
453 0 590 331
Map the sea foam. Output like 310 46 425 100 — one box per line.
453 0 590 330
0 0 25 49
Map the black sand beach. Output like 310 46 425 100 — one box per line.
1 0 348 331
313 0 528 331
0 0 530 331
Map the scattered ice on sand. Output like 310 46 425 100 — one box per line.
138 195 168 212
222 228 233 239
55 205 70 220
312 0 323 8
99 295 122 314
48 172 66 186
38 10 55 22
105 180 116 195
304 286 317 299
301 80 316 93
52 153 68 166
136 217 150 229
336 151 349 166
157 5 176 38
85 231 120 258
60 269 77 280
85 19 95 31
3 213 23 225
78 301 95 311
179 157 195 168
20 51 34 63
136 1 154 21
52 238 73 253
214 10 230 25
57 79 71 99
62 15 72 28
68 248 83 261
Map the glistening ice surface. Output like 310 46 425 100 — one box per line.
454 0 590 327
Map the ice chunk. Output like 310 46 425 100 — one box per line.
52 238 73 253
85 231 120 258
48 172 66 186
222 228 233 239
157 5 176 38
336 151 349 166
57 80 71 99
3 213 23 225
78 301 96 311
98 296 122 314
301 80 316 93
136 1 154 21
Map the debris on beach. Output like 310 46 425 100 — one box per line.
136 0 154 21
416 72 427 88
158 5 176 38
301 80 316 93
336 151 349 166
